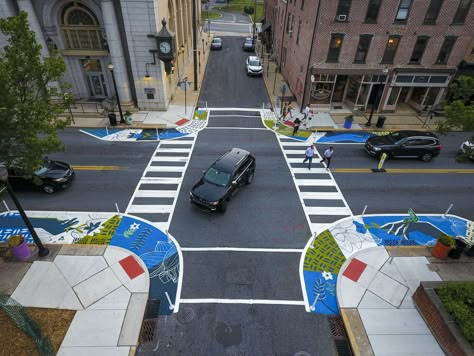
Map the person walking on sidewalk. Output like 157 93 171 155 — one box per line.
303 144 316 170
320 146 334 170
293 117 301 135
279 103 288 122
303 105 310 120
287 101 294 118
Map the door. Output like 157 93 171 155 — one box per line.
332 75 347 102
81 59 108 99
398 139 423 157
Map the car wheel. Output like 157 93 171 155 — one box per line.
42 184 55 194
245 171 254 184
219 199 227 213
421 152 433 162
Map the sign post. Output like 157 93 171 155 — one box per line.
372 152 387 172
178 77 190 114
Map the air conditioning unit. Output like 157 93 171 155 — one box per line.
336 14 347 22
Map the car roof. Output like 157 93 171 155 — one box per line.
248 56 259 61
213 148 251 173
393 130 438 139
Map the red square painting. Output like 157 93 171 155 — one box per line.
343 258 367 283
119 255 144 280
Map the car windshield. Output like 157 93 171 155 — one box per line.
249 59 260 66
204 167 231 187
387 131 411 143
34 160 51 175
212 39 221 44
245 39 253 45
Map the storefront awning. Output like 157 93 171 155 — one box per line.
310 68 384 75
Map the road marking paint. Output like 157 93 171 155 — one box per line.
71 165 128 170
179 298 306 306
332 168 474 174
181 247 304 252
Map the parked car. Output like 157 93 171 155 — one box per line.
190 148 256 213
460 139 474 160
211 37 222 50
245 56 263 76
364 130 441 162
242 37 254 52
6 159 75 193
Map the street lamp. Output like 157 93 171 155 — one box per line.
108 64 125 124
366 67 389 127
0 166 50 257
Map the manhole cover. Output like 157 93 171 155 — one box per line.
177 307 195 324
294 352 312 356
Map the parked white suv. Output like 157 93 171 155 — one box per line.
245 56 262 76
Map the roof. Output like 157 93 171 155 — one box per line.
213 148 250 172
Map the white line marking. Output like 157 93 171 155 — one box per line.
151 157 189 162
300 192 347 200
144 166 185 172
134 190 178 198
126 205 173 213
181 247 304 252
305 206 352 215
179 298 306 306
138 178 182 184
296 179 338 186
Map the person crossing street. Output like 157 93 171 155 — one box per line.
303 144 316 170
320 146 334 170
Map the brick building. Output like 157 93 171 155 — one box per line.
265 0 474 114
0 0 203 112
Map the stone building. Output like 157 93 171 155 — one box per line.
0 0 202 112
265 0 474 113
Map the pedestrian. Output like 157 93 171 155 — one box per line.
293 117 301 135
287 101 294 118
279 103 288 122
303 144 316 170
303 105 310 120
320 146 334 170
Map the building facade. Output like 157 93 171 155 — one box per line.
266 0 474 113
0 0 202 112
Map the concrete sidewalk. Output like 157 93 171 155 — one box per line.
2 244 149 355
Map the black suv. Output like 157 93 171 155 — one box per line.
190 148 256 213
7 160 75 193
365 131 441 162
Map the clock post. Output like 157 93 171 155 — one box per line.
155 18 176 74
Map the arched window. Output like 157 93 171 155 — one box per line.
60 2 103 50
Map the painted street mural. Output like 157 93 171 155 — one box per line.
0 211 180 315
303 213 471 316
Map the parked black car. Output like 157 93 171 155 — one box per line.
190 148 256 213
365 131 441 162
242 37 255 52
7 160 75 193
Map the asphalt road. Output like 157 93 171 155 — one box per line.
317 131 474 220
1 128 156 213
198 36 270 108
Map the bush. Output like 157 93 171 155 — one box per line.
438 233 456 248
436 282 474 347
244 6 254 14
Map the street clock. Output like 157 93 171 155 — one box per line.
155 18 175 62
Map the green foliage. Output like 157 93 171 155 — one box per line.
244 6 255 14
437 76 474 133
0 12 71 174
436 282 474 347
438 233 456 248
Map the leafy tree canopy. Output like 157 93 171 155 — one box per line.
0 11 71 174
437 76 474 133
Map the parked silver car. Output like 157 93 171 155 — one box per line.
245 56 262 76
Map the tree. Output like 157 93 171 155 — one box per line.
0 11 71 174
437 76 474 133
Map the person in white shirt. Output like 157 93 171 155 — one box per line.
303 144 316 170
303 105 310 120
320 146 334 169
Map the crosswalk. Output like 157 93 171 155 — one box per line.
278 137 353 236
125 134 197 231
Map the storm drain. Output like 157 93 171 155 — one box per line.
177 307 195 324
328 316 352 356
139 299 161 343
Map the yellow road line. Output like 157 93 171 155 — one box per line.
332 168 474 174
72 165 128 171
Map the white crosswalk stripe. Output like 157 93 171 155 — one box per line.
279 137 353 236
125 134 197 229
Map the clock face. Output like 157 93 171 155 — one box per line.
160 42 171 54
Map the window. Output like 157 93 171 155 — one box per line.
354 35 372 63
296 19 302 45
424 0 443 24
365 0 382 23
395 0 411 22
301 0 305 10
327 34 344 62
282 46 287 67
290 14 295 36
336 0 351 16
382 36 401 63
436 36 457 64
286 13 291 33
452 0 472 24
409 36 429 64
60 3 103 50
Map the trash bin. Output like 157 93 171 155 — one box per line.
376 115 386 128
125 115 133 125
343 116 353 129
108 113 117 126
